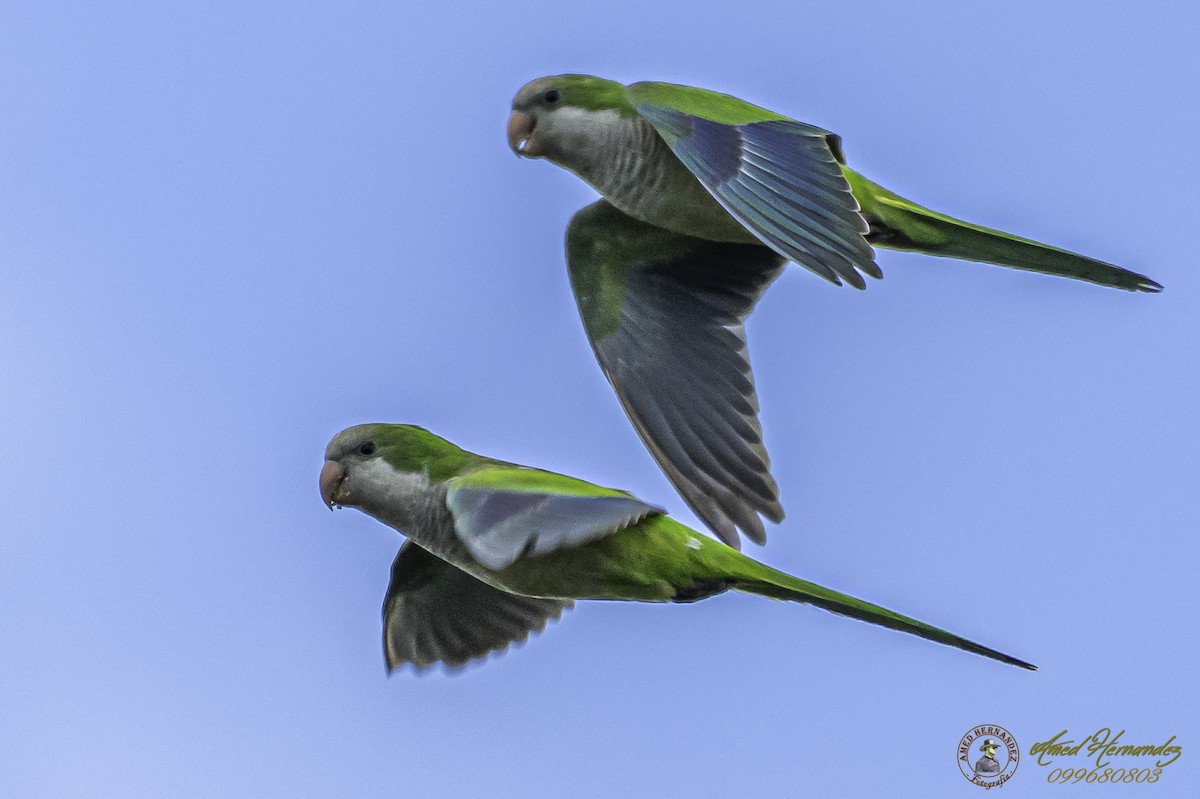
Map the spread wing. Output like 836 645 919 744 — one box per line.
382 541 573 670
627 81 879 289
566 199 786 548
445 465 662 570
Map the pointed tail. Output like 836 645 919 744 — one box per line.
726 555 1036 670
845 169 1161 293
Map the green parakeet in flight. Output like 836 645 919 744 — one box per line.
320 423 1034 672
507 74 1160 548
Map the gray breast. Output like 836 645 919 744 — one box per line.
561 110 756 244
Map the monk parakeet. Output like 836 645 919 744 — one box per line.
507 74 1160 548
320 423 1034 672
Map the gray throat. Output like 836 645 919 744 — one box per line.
554 111 754 243
353 461 468 565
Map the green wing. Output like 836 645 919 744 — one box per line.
446 465 662 570
627 81 879 288
382 541 572 670
567 199 786 547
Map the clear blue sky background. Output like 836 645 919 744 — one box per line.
2 2 1196 796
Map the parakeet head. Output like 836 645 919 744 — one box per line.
507 74 633 160
320 423 474 510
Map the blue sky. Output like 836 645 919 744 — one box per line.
2 2 1196 795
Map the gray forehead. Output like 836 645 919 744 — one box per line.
513 76 559 106
325 424 375 458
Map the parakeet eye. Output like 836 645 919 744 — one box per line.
358 442 376 456
543 89 560 104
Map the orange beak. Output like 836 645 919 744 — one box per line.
320 460 349 510
507 109 540 156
